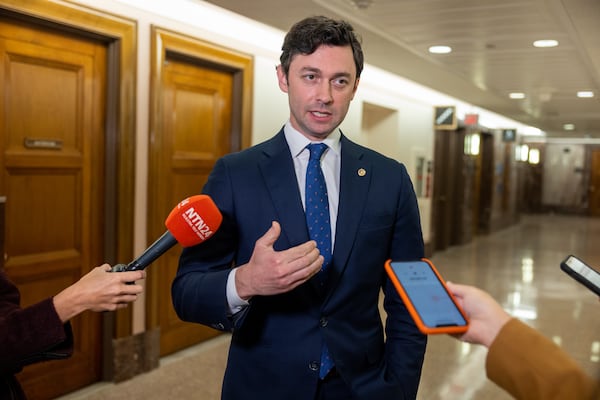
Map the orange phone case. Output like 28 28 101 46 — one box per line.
384 258 469 335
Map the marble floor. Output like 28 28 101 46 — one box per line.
58 213 600 400
418 213 600 399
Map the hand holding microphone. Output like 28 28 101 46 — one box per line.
111 195 222 272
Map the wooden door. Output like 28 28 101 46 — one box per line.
152 55 232 356
148 28 252 356
452 129 475 246
0 18 106 399
477 133 494 234
589 150 600 216
432 130 453 251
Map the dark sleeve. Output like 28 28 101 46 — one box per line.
0 270 73 374
171 157 239 331
383 163 427 398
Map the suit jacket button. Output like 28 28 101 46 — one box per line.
309 361 319 371
320 317 328 327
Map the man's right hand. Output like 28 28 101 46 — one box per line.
235 221 323 299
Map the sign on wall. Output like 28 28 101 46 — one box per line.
502 129 516 142
434 106 457 130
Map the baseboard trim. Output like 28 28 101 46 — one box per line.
111 327 160 382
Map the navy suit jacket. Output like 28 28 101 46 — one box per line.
172 129 427 399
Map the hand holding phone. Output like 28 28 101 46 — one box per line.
560 255 600 296
385 258 469 335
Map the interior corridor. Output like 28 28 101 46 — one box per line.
58 213 600 399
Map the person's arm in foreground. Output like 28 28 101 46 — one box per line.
52 264 145 322
0 264 144 372
447 282 600 400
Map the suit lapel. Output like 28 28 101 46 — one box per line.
258 130 308 248
327 135 371 294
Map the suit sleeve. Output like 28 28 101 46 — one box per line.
487 318 600 400
382 164 428 398
171 157 240 332
0 271 73 374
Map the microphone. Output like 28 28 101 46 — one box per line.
111 195 222 272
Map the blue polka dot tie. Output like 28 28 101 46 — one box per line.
305 143 334 379
305 143 332 272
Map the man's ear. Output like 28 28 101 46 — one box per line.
276 65 289 93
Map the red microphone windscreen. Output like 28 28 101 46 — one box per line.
165 195 223 247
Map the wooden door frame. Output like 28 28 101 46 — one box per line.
147 26 252 330
1 0 137 367
432 130 452 252
587 145 600 216
477 131 494 234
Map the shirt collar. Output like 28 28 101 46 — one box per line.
283 120 341 158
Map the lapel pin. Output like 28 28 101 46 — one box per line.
358 168 366 177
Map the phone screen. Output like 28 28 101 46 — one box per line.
565 256 600 288
389 260 467 329
561 255 600 296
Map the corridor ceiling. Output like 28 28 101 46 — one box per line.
204 0 600 138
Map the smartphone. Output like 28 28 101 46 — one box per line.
384 258 469 335
560 255 600 296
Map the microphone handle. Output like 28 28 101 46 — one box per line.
109 231 177 272
110 263 128 272
109 263 135 285
127 231 178 271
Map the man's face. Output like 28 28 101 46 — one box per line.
277 45 359 141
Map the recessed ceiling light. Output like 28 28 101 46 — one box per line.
348 0 374 9
428 45 452 54
509 92 526 99
577 91 594 98
533 39 559 48
563 123 575 131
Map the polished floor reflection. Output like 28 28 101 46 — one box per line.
418 214 600 399
58 214 600 400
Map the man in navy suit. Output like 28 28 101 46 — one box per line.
172 15 426 400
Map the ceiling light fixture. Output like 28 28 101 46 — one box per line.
348 0 374 9
428 45 452 54
509 92 526 99
563 123 575 131
577 91 594 98
533 39 558 48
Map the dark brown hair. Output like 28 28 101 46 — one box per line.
279 16 364 79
